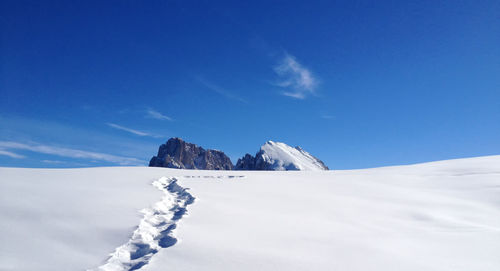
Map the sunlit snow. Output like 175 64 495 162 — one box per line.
1 155 499 271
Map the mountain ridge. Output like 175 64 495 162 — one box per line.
235 140 329 171
149 138 329 171
149 138 233 170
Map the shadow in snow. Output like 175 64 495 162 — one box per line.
89 177 195 271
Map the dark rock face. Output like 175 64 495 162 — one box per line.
234 153 257 170
149 138 233 170
234 151 273 170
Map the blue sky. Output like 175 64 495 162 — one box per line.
1 0 499 169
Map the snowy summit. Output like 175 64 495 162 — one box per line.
235 141 329 171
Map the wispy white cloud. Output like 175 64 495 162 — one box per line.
0 115 158 165
274 53 318 99
0 141 145 166
41 160 66 164
107 123 161 138
0 149 25 159
42 160 91 167
146 109 173 121
197 77 248 103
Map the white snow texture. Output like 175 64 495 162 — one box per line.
1 155 500 271
89 177 194 271
259 140 328 170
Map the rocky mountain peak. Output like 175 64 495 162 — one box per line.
235 141 328 171
149 138 233 170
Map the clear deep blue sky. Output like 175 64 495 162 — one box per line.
1 0 499 169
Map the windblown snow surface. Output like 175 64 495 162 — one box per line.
1 155 500 271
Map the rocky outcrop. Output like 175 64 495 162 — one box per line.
235 141 329 171
234 154 257 170
149 138 233 170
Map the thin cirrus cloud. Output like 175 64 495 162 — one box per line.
197 77 248 103
146 109 173 121
41 160 66 164
274 53 318 99
107 123 161 138
0 149 25 159
0 141 145 166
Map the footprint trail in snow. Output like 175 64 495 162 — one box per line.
89 177 195 271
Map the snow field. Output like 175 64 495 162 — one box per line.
1 155 500 270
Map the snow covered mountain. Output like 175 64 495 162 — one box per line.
235 140 329 170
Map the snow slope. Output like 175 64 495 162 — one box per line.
258 140 328 170
0 167 165 271
1 155 500 271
